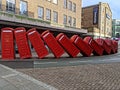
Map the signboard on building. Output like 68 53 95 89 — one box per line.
106 14 110 19
93 7 99 24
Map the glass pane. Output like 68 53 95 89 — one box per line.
64 0 67 8
73 18 76 27
68 16 72 26
63 15 67 25
73 3 76 12
53 11 58 23
46 9 51 20
68 1 72 10
53 0 58 4
6 0 15 12
38 7 44 19
7 0 15 4
20 1 27 15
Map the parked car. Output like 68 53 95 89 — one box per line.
111 37 119 41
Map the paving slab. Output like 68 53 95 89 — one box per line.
0 78 9 88
1 84 18 90
0 64 57 90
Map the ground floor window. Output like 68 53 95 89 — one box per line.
73 17 76 27
68 16 72 26
53 11 58 23
38 6 44 19
6 0 15 13
46 8 51 20
63 15 67 25
20 0 28 15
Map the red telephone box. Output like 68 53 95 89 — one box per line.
95 38 111 54
1 28 15 60
112 40 118 53
41 30 64 58
14 27 31 59
84 37 104 56
104 39 116 54
27 28 48 59
56 33 80 58
70 35 93 57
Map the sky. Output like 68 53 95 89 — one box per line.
82 0 120 19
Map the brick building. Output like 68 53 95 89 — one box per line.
0 0 87 36
82 2 112 38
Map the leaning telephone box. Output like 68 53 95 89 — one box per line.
41 30 64 58
84 37 104 56
14 27 31 59
1 28 15 60
95 38 111 54
104 39 116 54
56 33 80 58
27 28 48 59
70 35 93 57
112 40 118 53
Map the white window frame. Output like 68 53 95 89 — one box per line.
53 11 58 23
46 8 51 20
68 16 72 26
6 0 15 12
38 6 44 19
73 17 76 27
73 3 76 12
53 0 58 4
64 0 67 8
68 1 72 11
20 0 28 15
63 15 67 25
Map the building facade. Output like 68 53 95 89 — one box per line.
0 0 84 31
82 2 112 38
0 0 88 53
112 19 120 38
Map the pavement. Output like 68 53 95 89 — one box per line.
18 63 120 90
0 44 120 90
0 64 57 90
15 46 120 90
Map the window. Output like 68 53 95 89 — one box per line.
20 1 27 15
73 3 76 12
53 0 58 4
116 27 120 32
68 16 72 26
73 18 76 27
6 0 15 13
53 11 58 23
102 7 104 12
116 21 120 25
46 9 51 20
68 1 72 11
38 6 44 19
102 26 104 32
63 15 67 25
64 0 67 8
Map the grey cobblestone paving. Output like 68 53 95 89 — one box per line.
0 64 57 90
18 63 120 90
